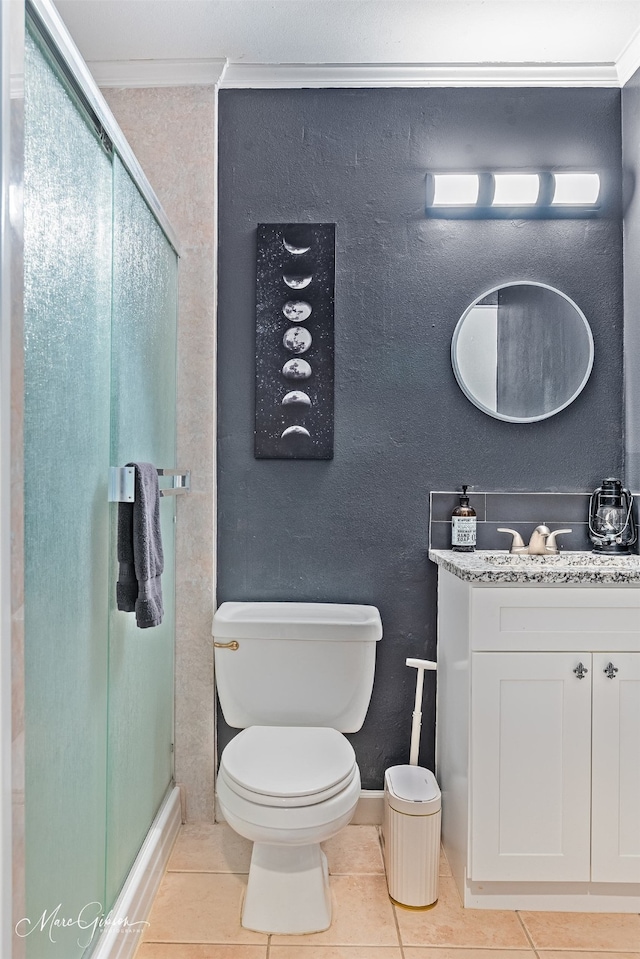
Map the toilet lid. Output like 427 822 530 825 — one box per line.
221 726 357 800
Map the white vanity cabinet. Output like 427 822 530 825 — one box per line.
433 565 640 911
471 650 640 884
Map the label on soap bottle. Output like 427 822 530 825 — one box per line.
452 515 477 548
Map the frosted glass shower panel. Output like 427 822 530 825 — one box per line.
24 27 112 959
106 155 178 906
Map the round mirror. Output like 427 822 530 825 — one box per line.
451 281 594 423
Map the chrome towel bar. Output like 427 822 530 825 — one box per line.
108 466 191 503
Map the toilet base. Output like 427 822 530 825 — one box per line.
242 841 332 934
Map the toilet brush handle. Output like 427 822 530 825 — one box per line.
406 659 437 765
406 658 437 671
409 671 424 765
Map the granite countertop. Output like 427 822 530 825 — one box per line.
428 549 640 585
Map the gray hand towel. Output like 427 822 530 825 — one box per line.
116 462 164 629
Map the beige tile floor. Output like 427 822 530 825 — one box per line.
135 824 640 959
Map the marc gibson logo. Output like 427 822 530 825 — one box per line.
15 902 150 948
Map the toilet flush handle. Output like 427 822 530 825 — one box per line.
214 640 240 651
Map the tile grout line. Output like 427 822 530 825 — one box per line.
529 952 640 956
167 867 250 874
376 823 406 959
390 900 407 959
168 867 388 875
516 909 540 956
266 933 271 958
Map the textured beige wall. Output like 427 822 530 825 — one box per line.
103 86 217 822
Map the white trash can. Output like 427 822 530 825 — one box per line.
382 764 441 907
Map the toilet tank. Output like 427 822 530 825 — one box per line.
213 602 383 732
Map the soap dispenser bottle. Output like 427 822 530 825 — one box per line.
451 485 476 552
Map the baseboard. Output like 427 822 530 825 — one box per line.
465 878 640 912
215 788 385 826
350 790 385 825
90 785 182 959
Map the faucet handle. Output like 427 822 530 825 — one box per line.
545 528 572 553
497 528 526 553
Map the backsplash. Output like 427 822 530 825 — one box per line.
431 491 597 552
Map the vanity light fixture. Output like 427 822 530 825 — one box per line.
431 173 480 206
492 173 540 206
551 172 601 206
426 171 601 218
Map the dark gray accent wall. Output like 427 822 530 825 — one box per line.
623 68 640 490
217 88 623 788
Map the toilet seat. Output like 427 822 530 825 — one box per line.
220 726 357 808
217 753 361 840
219 763 358 808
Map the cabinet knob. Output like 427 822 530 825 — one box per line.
573 662 589 679
603 661 618 679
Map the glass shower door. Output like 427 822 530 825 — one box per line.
105 155 178 906
24 22 179 958
23 27 112 959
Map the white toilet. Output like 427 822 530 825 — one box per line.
212 601 383 934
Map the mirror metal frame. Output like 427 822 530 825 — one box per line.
451 280 594 423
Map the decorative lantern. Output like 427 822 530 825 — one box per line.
588 478 636 554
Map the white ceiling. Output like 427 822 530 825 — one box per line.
53 0 640 86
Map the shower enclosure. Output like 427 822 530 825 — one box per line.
22 3 180 956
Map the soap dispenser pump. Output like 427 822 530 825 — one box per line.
451 485 477 552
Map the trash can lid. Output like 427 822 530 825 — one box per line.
384 765 441 816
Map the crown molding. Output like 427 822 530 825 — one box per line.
220 61 620 89
83 56 639 92
616 26 640 86
87 58 227 88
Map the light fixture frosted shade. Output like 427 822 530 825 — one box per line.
492 173 540 206
552 173 600 205
432 174 479 206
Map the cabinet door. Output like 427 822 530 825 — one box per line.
470 652 592 881
592 653 640 882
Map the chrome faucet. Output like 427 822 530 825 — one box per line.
527 524 552 555
497 525 573 555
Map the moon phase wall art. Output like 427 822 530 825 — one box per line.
255 223 336 459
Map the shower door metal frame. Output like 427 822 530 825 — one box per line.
0 4 14 950
1 1 25 954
